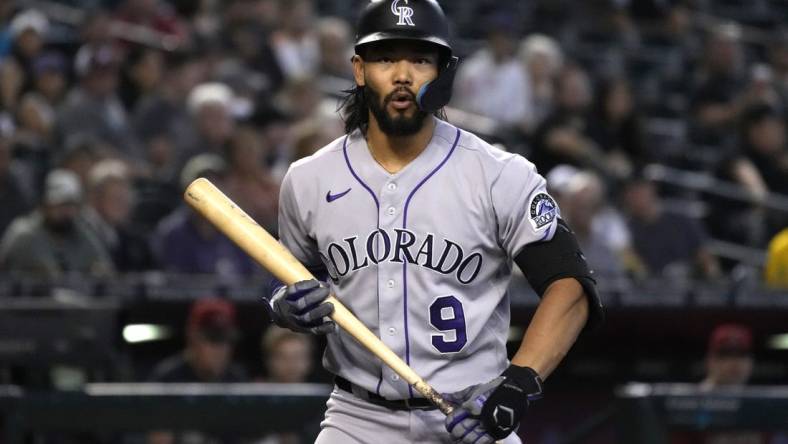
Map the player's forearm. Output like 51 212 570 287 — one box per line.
510 278 588 379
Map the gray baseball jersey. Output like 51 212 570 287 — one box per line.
279 118 559 400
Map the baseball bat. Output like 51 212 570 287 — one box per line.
184 178 454 415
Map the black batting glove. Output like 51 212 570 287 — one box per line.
264 280 335 335
480 365 543 439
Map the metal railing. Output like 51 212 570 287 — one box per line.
644 164 788 213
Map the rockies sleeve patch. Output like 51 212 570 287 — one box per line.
529 193 557 230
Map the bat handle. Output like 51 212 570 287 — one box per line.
412 380 453 415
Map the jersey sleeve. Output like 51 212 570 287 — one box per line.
278 167 322 268
491 155 561 259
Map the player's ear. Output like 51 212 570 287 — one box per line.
352 54 366 87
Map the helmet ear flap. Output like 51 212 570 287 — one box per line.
416 56 458 113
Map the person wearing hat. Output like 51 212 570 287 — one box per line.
0 9 49 110
700 323 754 391
0 168 114 277
149 297 245 383
148 297 246 444
676 325 780 444
31 51 68 105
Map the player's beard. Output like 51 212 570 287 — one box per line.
364 85 429 137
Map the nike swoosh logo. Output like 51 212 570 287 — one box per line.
326 188 351 202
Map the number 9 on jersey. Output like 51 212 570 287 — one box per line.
429 295 467 353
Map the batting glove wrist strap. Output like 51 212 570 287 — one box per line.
480 365 543 439
501 365 543 401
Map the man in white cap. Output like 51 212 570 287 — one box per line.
0 168 114 277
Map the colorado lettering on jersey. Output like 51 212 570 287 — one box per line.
320 229 483 285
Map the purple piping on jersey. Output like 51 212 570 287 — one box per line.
343 135 379 209
342 135 385 395
401 128 461 398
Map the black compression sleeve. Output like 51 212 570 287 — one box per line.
514 218 605 330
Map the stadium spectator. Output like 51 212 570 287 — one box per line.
518 34 564 131
671 324 768 444
151 153 257 277
148 297 246 444
274 75 323 121
12 52 67 195
689 22 747 147
260 326 314 383
0 169 114 277
129 123 183 232
223 124 280 233
78 10 115 47
453 11 532 126
708 105 788 249
252 326 316 444
315 17 354 81
221 19 285 99
0 135 31 237
12 92 56 175
770 30 788 105
269 0 319 81
55 134 107 191
532 64 620 179
674 327 784 444
0 9 48 110
734 105 788 197
149 297 245 382
134 50 205 178
622 175 720 279
30 51 68 106
119 46 165 111
253 105 295 182
82 159 154 271
57 43 142 161
289 115 342 162
587 77 649 176
555 169 631 278
700 323 754 390
184 82 238 158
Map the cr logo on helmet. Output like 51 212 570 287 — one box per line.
391 0 415 26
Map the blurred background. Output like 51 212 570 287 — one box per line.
0 0 787 443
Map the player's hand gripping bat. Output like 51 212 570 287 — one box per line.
184 178 454 414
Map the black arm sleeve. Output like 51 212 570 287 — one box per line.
514 218 605 331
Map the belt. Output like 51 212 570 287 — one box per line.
334 376 437 411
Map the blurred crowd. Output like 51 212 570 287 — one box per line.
0 0 787 285
143 297 318 444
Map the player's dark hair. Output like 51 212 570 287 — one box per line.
338 85 447 135
338 85 368 135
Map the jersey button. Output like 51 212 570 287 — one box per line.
391 374 400 381
387 207 395 215
387 327 396 335
387 279 395 288
387 183 397 191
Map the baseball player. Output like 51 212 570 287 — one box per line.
264 1 604 443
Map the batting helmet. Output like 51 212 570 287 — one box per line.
354 0 458 113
